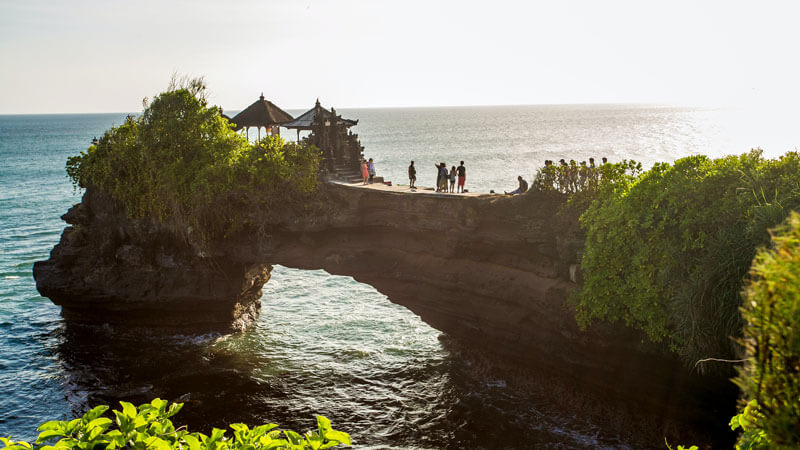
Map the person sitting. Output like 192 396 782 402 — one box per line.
505 176 528 195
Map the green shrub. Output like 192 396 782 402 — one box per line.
553 159 643 232
732 211 800 449
574 150 800 367
0 398 350 450
66 77 321 243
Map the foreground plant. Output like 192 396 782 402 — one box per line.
1 398 350 450
731 211 800 449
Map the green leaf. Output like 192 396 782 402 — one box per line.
86 418 112 431
149 421 163 436
181 435 201 450
113 410 128 428
264 439 290 450
305 433 323 450
131 416 148 430
323 430 351 446
150 398 167 412
252 424 279 437
209 428 226 443
144 436 172 450
65 419 81 434
165 403 183 419
36 421 65 432
119 401 137 419
729 414 742 431
284 430 303 445
35 430 66 444
229 423 248 433
82 406 109 423
316 415 332 434
87 426 104 441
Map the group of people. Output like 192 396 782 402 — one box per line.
532 157 609 193
360 156 610 196
504 156 613 195
360 158 376 185
409 161 467 193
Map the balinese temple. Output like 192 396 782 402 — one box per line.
229 93 293 140
283 99 364 173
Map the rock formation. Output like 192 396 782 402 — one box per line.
34 182 734 444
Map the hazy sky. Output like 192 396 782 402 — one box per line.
1 0 799 114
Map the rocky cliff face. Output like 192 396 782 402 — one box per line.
34 183 730 434
34 188 270 332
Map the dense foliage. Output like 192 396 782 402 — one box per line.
731 212 800 449
66 78 321 243
532 158 643 196
531 159 643 238
573 150 800 367
0 399 350 450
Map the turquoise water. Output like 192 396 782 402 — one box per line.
1 107 797 448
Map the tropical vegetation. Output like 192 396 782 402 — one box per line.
0 399 350 450
568 151 800 368
65 77 322 244
731 211 800 449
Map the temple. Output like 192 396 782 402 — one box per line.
228 94 293 140
284 99 364 174
225 96 365 177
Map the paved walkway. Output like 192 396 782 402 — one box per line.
330 179 497 198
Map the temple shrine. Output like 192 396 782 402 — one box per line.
284 99 364 174
228 96 364 177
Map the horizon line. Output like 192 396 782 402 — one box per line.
0 101 726 116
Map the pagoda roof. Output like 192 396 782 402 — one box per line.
229 94 293 131
283 99 358 130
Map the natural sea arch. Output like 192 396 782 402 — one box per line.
33 182 733 442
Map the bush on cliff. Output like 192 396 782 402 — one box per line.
574 150 800 367
731 211 800 449
65 77 321 242
0 398 350 450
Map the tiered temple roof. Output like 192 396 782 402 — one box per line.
283 99 358 130
229 94 293 132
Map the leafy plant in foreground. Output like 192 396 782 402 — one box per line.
731 212 800 449
1 398 350 450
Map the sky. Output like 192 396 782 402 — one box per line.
1 0 799 114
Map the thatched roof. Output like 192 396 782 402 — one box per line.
283 99 358 130
229 94 293 131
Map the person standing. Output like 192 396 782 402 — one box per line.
368 158 376 184
408 161 417 188
361 159 369 185
439 162 448 192
449 166 457 193
456 161 466 193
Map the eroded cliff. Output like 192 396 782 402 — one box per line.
35 182 737 445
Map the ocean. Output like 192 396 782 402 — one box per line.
1 105 797 449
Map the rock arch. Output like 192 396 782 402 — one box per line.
33 182 726 432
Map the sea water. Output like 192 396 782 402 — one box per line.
1 106 797 448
